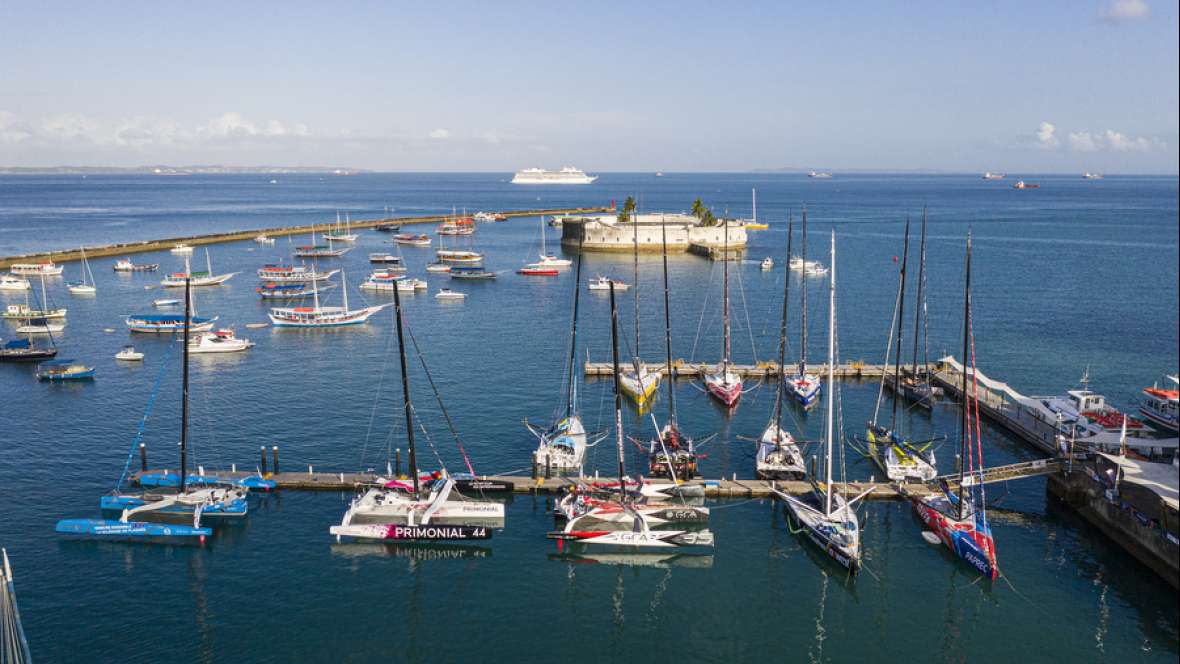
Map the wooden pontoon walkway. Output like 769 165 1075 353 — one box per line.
0 206 610 269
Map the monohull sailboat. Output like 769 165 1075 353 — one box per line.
783 209 821 408
703 218 742 408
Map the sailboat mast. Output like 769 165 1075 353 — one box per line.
633 207 640 360
775 218 794 429
890 217 911 430
205 247 212 276
180 278 191 494
752 188 757 225
564 237 584 419
609 283 626 495
911 209 927 379
660 218 676 426
957 233 972 519
824 230 836 516
540 216 547 258
722 217 730 367
39 273 47 312
392 285 419 495
341 270 349 311
800 208 808 374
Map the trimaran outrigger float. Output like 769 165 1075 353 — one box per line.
331 285 507 543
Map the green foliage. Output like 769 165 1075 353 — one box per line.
618 195 637 223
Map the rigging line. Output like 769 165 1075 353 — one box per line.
361 311 399 465
114 330 178 492
688 260 717 361
409 403 448 475
404 317 476 477
734 256 760 364
872 267 903 426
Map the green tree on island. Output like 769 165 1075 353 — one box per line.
691 197 705 219
618 195 637 223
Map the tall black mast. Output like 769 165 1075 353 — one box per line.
775 218 794 433
609 282 626 497
565 236 584 420
660 218 676 428
911 208 928 380
179 277 191 494
392 285 419 495
799 207 808 374
957 233 972 520
890 217 911 431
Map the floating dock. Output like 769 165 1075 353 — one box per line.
0 206 610 269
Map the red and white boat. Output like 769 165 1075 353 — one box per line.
394 234 432 247
1139 376 1178 433
269 271 389 328
9 261 64 276
704 220 741 407
256 264 338 283
517 264 558 276
436 250 483 265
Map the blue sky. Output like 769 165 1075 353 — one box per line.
1 1 1176 172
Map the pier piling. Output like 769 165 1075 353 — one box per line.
260 446 267 474
271 446 279 474
139 444 147 472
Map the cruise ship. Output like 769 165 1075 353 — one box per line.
511 167 597 184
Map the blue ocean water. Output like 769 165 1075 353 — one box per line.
0 173 1176 662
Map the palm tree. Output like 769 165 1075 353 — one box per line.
618 195 637 223
691 197 705 220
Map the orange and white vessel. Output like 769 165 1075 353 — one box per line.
1140 376 1179 433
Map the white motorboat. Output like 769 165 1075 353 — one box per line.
188 329 254 354
435 289 466 301
254 235 275 245
16 319 65 334
115 345 144 361
425 262 452 273
153 298 181 307
170 244 194 255
588 276 628 291
0 275 31 291
113 258 159 272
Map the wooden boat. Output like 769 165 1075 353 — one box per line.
161 249 237 287
908 233 999 580
322 212 359 242
436 249 483 264
269 271 389 327
757 218 805 480
9 262 63 276
784 209 822 408
255 264 338 283
865 216 937 483
771 231 872 574
517 264 558 276
425 262 451 273
129 286 216 332
704 218 740 408
293 226 350 257
36 359 95 381
394 233 431 246
113 258 159 272
3 304 66 320
66 247 97 295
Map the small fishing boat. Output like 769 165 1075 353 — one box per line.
188 328 254 354
517 264 559 276
161 249 237 287
437 216 476 236
153 298 181 307
36 359 95 381
245 323 268 329
9 262 63 276
789 256 828 275
256 264 338 283
170 244 194 255
0 338 57 362
425 262 452 273
256 281 336 299
436 249 483 264
434 289 465 301
394 233 432 247
254 234 275 244
368 253 405 266
115 345 144 361
113 258 159 272
760 257 774 270
449 266 496 280
473 211 505 223
1013 180 1039 189
269 271 390 327
588 276 628 292
0 275 31 291
322 212 359 242
1140 376 1179 432
3 304 66 320
66 247 97 294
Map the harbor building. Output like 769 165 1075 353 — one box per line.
558 213 748 253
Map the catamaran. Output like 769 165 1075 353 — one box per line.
161 248 238 287
784 209 821 408
771 231 872 574
322 212 359 242
331 286 505 542
56 279 254 543
908 233 999 580
530 238 590 474
66 247 97 295
619 211 661 408
269 270 390 327
757 217 806 480
547 284 714 550
704 218 741 408
865 217 938 483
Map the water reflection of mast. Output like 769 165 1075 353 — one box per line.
188 552 213 663
809 570 829 664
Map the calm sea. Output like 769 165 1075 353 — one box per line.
1 173 1177 662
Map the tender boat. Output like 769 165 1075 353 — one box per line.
760 257 774 270
115 345 144 361
9 262 64 276
517 264 559 276
36 359 96 381
434 289 466 301
188 329 254 354
113 258 159 272
588 276 628 291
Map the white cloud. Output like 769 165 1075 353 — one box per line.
1101 0 1150 23
1068 131 1101 152
0 110 34 144
1103 129 1164 151
428 128 450 139
1036 121 1059 149
41 113 98 141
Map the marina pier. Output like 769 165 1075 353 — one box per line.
584 360 917 379
0 206 610 269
